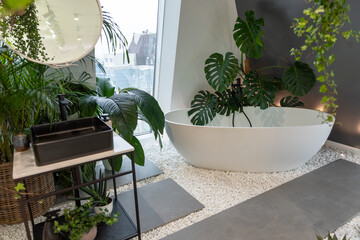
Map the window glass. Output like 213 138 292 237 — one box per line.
95 0 159 135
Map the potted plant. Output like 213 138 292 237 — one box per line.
79 77 165 170
188 10 316 126
53 200 119 240
291 0 360 121
76 163 114 215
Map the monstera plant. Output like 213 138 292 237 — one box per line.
80 77 164 170
188 10 316 126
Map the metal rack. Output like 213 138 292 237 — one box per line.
12 134 141 240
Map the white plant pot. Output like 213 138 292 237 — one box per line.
94 198 113 216
80 226 97 240
102 159 112 171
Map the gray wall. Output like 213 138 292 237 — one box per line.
235 0 360 148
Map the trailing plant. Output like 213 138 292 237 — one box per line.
53 200 119 240
0 1 48 61
188 10 316 126
79 77 165 168
317 233 347 240
0 0 33 18
291 0 360 121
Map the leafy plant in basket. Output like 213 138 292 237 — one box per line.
79 77 165 170
291 0 360 121
53 200 119 240
188 10 316 126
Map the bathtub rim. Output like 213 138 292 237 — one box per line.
165 107 335 129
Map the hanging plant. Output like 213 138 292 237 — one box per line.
0 1 48 61
291 0 360 122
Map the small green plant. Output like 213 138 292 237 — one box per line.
291 0 360 121
317 233 348 240
53 200 119 240
188 10 316 126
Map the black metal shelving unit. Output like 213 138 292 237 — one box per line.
13 137 141 240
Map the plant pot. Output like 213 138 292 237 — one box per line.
12 133 30 152
94 197 113 216
102 159 112 171
80 226 97 240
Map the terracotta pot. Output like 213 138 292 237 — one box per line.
12 133 30 152
94 197 113 216
80 226 97 240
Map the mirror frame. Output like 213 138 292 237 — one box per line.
0 0 103 68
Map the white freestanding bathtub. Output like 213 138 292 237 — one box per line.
165 107 334 172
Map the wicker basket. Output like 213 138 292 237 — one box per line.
0 162 56 224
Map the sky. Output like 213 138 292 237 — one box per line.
95 0 159 59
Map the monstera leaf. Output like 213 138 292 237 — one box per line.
280 96 304 107
282 61 316 96
215 89 241 116
188 90 218 125
233 10 265 59
243 71 276 109
204 52 239 92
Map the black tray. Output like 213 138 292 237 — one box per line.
31 117 113 166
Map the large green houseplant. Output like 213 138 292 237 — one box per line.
80 77 165 169
188 10 316 126
291 0 360 121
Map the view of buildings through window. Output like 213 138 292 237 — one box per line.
95 0 159 135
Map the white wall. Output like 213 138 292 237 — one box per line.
169 0 241 110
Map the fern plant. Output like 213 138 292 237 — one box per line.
188 10 316 126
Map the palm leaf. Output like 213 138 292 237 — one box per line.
282 61 316 96
280 96 304 107
233 10 265 59
243 71 276 109
204 52 239 92
188 90 218 125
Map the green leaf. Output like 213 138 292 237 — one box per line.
215 89 241 116
188 90 218 125
126 89 165 137
109 156 123 172
96 94 138 140
282 61 316 96
319 85 328 93
233 10 265 58
96 77 115 98
243 71 276 109
280 96 304 107
204 52 239 92
126 136 145 166
14 183 26 192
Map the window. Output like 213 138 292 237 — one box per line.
95 0 160 135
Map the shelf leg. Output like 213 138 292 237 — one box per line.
110 157 118 200
130 152 141 239
23 180 35 227
19 180 32 240
71 166 83 207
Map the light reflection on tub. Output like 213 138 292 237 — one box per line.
165 107 334 172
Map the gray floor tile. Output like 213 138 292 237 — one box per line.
163 160 360 240
118 178 204 233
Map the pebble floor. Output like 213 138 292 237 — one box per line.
0 140 359 240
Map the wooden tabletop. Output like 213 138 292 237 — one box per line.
13 132 134 180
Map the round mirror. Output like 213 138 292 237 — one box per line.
0 0 102 67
